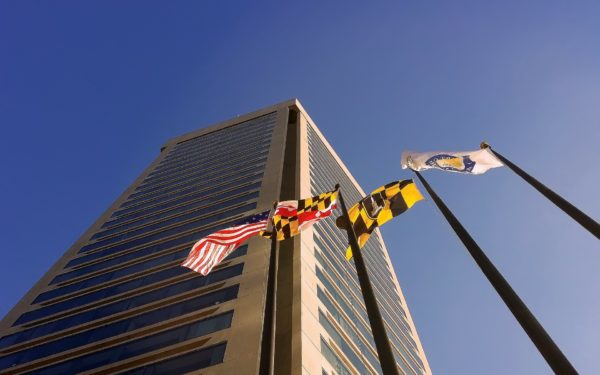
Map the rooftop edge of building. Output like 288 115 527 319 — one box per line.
160 98 304 152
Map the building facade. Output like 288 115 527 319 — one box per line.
0 99 431 375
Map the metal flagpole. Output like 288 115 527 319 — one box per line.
413 170 578 375
481 142 600 240
335 184 400 375
259 202 279 375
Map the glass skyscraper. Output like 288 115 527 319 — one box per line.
0 99 431 374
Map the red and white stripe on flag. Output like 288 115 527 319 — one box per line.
182 211 269 275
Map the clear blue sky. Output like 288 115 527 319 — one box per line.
1 1 599 373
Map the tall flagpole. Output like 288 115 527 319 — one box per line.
259 202 278 375
413 171 578 375
335 184 400 375
481 142 600 240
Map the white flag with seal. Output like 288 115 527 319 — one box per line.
401 148 503 174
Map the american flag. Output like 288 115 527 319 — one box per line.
182 210 270 275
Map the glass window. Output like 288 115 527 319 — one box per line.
155 129 271 170
319 309 372 375
30 312 234 375
103 175 263 230
14 262 243 327
120 342 226 375
65 202 256 270
135 149 269 195
83 191 259 250
148 136 271 179
139 146 270 189
1 287 238 370
67 203 256 274
129 154 267 203
308 126 424 373
320 336 352 375
125 162 264 204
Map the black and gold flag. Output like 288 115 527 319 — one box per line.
336 180 423 260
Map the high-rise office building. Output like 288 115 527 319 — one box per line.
0 99 431 375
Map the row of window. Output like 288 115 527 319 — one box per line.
155 124 272 171
317 286 385 374
320 336 351 375
14 260 242 329
39 246 194 305
21 312 233 375
307 154 390 271
80 192 259 254
33 245 246 308
70 202 256 271
131 149 267 204
314 220 408 326
315 251 370 332
307 142 405 317
118 154 267 215
127 147 269 206
315 235 417 359
141 138 270 188
140 139 270 188
317 265 420 375
120 342 226 375
167 112 275 156
310 171 411 330
93 183 261 241
314 245 390 351
307 129 419 347
311 198 422 370
159 121 272 167
310 222 418 361
319 309 377 375
126 160 264 205
307 146 394 279
316 268 376 351
307 126 424 373
308 173 390 274
148 133 271 181
311 190 421 362
1 286 239 370
118 165 264 216
5 262 245 348
168 114 275 158
315 223 416 345
166 126 271 162
51 209 253 287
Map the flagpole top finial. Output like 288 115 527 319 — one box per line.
480 141 491 149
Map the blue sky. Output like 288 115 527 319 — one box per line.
1 1 599 373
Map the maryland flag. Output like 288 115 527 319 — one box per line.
262 190 338 241
336 180 423 260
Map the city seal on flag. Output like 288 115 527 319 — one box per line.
402 148 503 175
425 154 476 173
